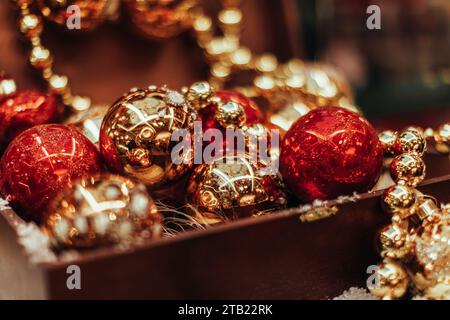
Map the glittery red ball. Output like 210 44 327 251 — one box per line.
0 124 102 222
198 90 264 132
0 90 62 151
280 106 383 203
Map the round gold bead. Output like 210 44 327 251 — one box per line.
0 73 17 97
29 45 52 69
382 184 417 218
255 54 278 73
215 101 246 129
390 153 426 187
48 74 69 94
19 14 43 38
369 259 409 299
69 95 92 112
378 224 412 260
186 81 215 110
393 129 426 156
379 130 398 155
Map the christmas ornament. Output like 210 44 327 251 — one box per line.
185 155 287 226
64 104 108 145
125 0 198 39
0 124 102 222
280 106 383 203
186 82 265 132
36 0 115 30
369 259 409 300
0 90 62 151
43 174 162 248
425 123 450 154
0 72 17 100
389 153 426 187
99 86 195 190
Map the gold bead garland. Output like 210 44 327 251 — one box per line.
371 126 450 299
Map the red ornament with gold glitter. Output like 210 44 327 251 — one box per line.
280 106 383 202
0 90 62 151
0 124 102 222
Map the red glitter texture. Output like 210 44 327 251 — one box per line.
0 124 102 222
0 90 62 151
280 106 383 203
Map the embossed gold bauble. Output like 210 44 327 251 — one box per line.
43 174 162 248
369 259 409 299
99 86 196 190
125 0 198 39
185 155 287 226
36 0 116 30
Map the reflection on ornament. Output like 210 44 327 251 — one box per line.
36 0 117 30
125 0 198 39
185 155 286 226
99 86 195 190
0 90 62 151
43 174 162 248
280 106 383 202
0 124 102 222
65 104 109 145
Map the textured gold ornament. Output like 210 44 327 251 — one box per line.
382 185 417 218
390 153 426 187
379 130 398 156
185 155 287 226
369 259 409 300
36 0 115 30
393 129 426 156
99 86 195 190
43 174 162 248
215 101 246 129
125 0 199 39
378 224 412 260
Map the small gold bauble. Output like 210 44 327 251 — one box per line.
393 129 426 156
378 224 412 260
390 153 426 187
125 0 199 40
215 101 246 129
378 130 398 156
369 259 409 299
36 0 115 30
185 155 287 226
382 185 417 218
43 174 162 248
185 81 216 110
0 72 17 98
99 86 196 190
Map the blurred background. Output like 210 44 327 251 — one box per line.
296 0 450 120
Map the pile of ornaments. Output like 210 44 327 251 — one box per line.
0 73 384 250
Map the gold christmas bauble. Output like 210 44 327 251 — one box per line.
390 153 426 187
378 130 398 156
185 155 287 226
36 0 116 30
378 224 412 260
369 259 409 300
43 174 162 248
125 0 198 40
393 128 426 156
382 184 417 218
99 86 196 190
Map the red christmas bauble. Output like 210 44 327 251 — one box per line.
198 90 264 132
0 90 62 151
0 124 102 222
280 106 383 202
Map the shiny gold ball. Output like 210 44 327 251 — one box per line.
125 0 198 40
215 101 246 129
390 153 426 187
369 259 409 299
378 224 412 260
36 0 115 30
185 81 216 110
0 72 17 98
19 14 43 38
382 185 417 218
185 155 287 226
99 86 196 190
379 130 398 156
393 129 426 156
43 174 162 248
